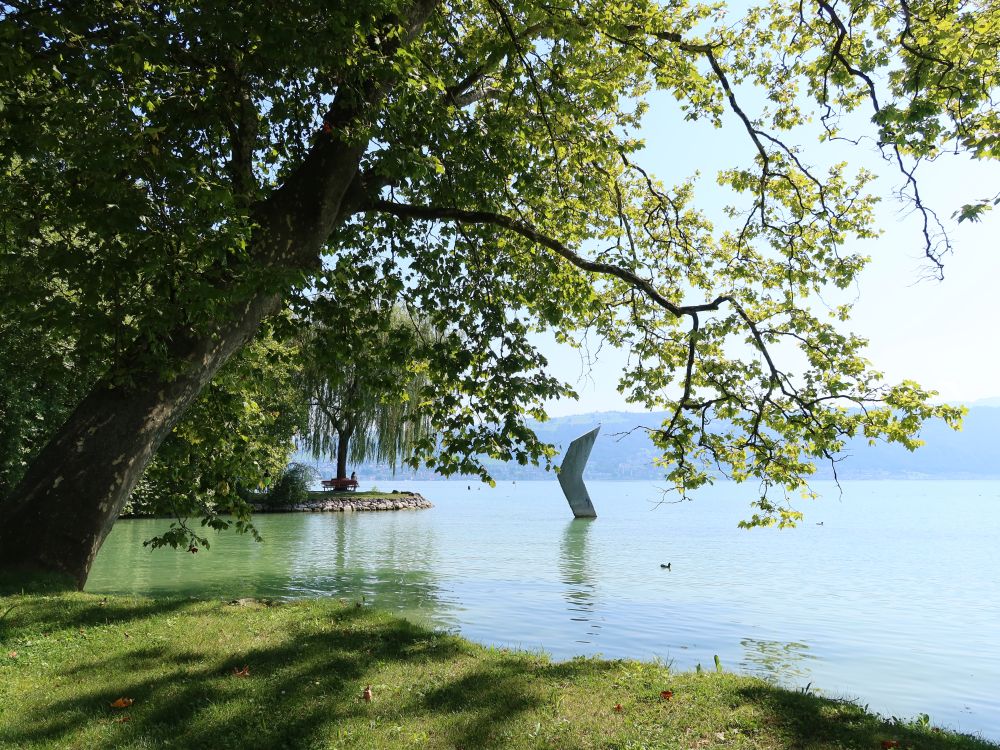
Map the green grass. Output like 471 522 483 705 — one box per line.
0 590 996 750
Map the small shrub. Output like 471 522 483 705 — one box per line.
260 463 316 507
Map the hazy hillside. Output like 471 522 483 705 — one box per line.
299 405 1000 481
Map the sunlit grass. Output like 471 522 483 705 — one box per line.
1 589 996 749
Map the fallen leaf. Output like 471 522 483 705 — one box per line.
115 716 130 723
232 665 250 678
661 690 674 700
881 741 899 749
362 685 373 702
7 651 16 659
613 703 623 713
715 732 726 741
110 697 134 708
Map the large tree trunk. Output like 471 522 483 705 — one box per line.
336 424 354 480
0 138 368 588
0 292 281 588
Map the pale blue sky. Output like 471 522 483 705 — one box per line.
539 90 1000 417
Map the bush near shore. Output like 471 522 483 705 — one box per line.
0 589 996 750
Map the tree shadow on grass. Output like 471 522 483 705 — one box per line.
11 598 986 750
1 594 194 635
417 660 547 747
735 681 998 749
1 601 475 749
402 654 618 749
0 594 197 658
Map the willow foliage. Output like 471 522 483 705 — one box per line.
299 298 435 475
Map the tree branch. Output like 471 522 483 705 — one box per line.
366 197 796 405
369 197 692 317
442 20 548 107
222 55 258 204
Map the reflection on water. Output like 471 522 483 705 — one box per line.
90 511 455 629
87 479 1000 741
739 638 816 682
558 519 601 643
285 514 445 608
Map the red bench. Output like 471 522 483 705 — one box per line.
321 478 359 492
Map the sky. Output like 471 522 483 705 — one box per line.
538 89 1000 418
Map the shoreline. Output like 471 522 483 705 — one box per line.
250 491 432 513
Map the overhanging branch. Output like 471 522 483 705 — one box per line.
366 197 793 410
369 197 700 316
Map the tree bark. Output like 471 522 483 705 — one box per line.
0 292 281 588
336 424 355 480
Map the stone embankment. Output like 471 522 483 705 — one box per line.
251 492 431 513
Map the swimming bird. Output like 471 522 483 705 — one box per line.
660 563 671 570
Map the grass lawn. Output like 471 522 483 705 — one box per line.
1 589 996 750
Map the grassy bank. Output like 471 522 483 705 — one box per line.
0 590 995 750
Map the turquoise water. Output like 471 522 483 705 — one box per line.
87 480 1000 741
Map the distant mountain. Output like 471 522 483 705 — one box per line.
299 405 1000 481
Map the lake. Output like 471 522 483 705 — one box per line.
87 479 1000 741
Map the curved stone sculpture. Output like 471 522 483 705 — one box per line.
557 426 600 518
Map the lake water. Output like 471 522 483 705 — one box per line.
87 480 1000 741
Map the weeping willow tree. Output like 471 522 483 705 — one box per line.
300 298 435 480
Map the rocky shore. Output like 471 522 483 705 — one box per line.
250 491 432 513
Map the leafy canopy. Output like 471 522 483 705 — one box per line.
1 0 994 524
